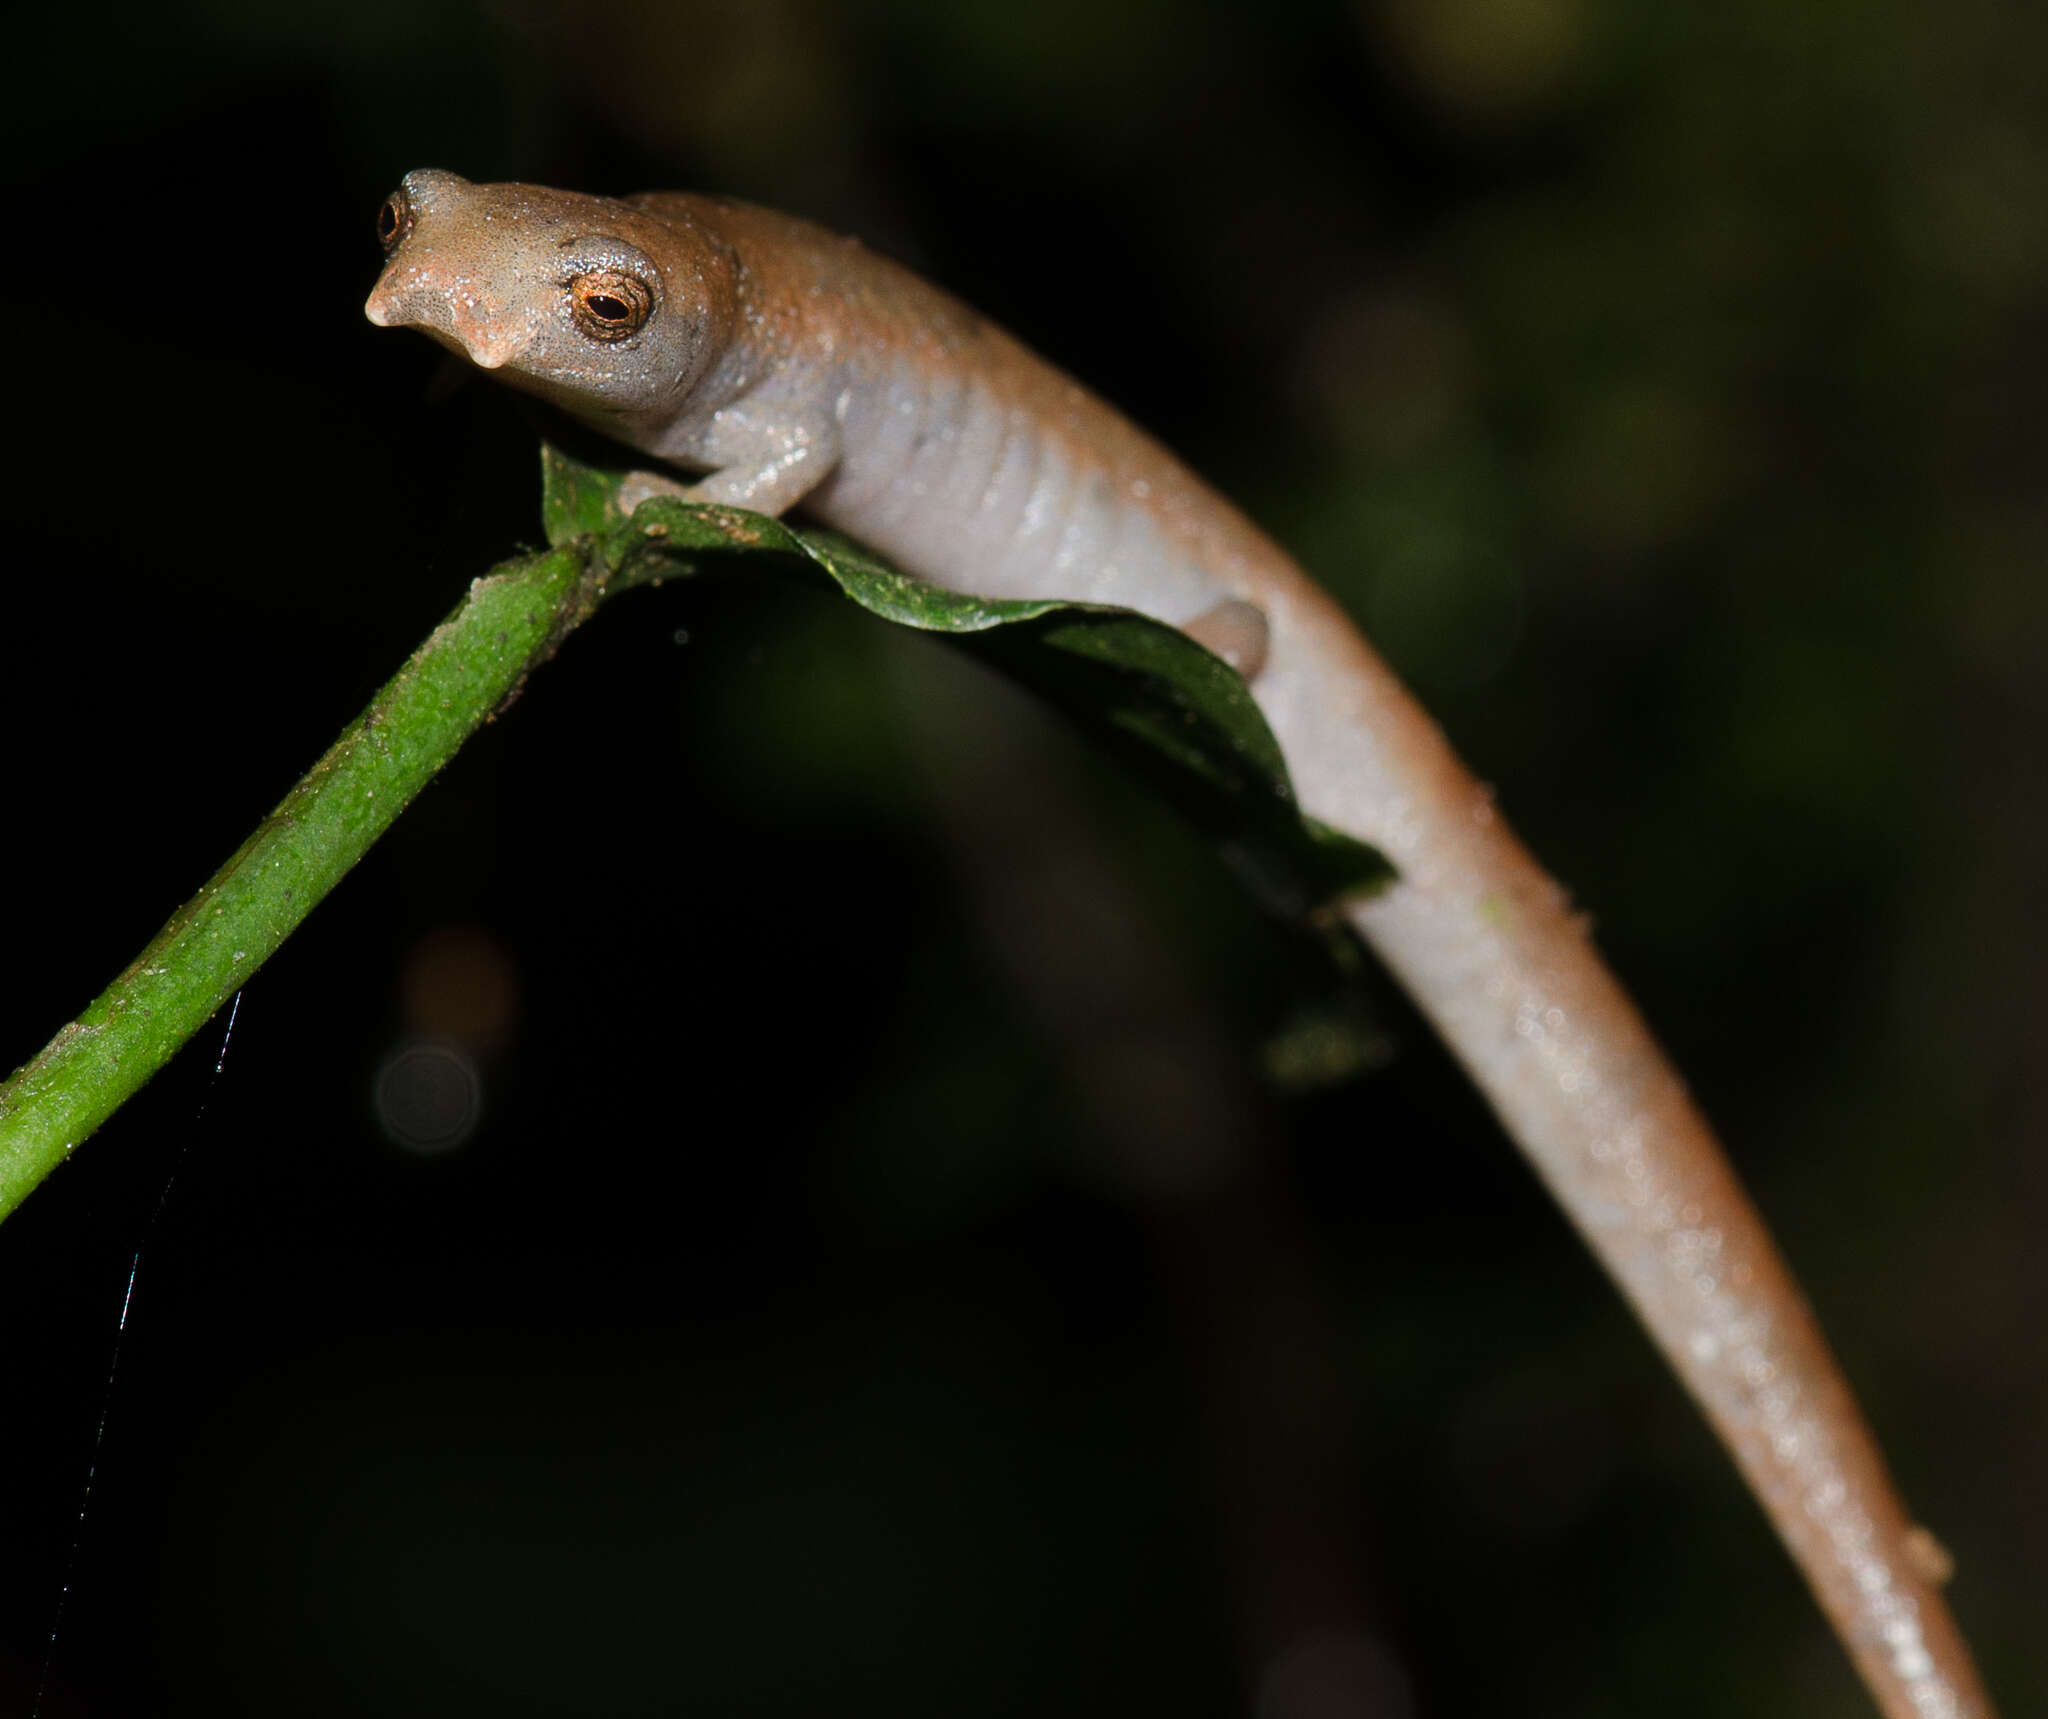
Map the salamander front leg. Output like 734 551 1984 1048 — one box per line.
615 427 842 522
1181 598 1271 682
679 430 842 518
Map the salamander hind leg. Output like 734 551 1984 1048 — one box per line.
1181 597 1271 682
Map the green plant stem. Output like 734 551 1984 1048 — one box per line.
0 543 602 1225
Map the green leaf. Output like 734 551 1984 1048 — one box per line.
553 444 1395 915
540 440 629 546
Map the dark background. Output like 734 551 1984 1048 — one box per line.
1 1 2041 1714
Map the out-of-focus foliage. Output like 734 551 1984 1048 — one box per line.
0 3 2038 1717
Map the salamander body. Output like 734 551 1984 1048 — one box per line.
366 169 1992 1719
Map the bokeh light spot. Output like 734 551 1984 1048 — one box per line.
374 1043 481 1155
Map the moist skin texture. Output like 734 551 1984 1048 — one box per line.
367 170 1995 1719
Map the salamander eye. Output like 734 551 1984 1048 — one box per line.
569 270 655 342
376 189 413 255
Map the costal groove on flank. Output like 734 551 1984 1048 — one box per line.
825 350 1229 626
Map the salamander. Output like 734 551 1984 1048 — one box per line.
366 169 1993 1719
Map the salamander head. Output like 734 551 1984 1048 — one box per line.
364 169 737 422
